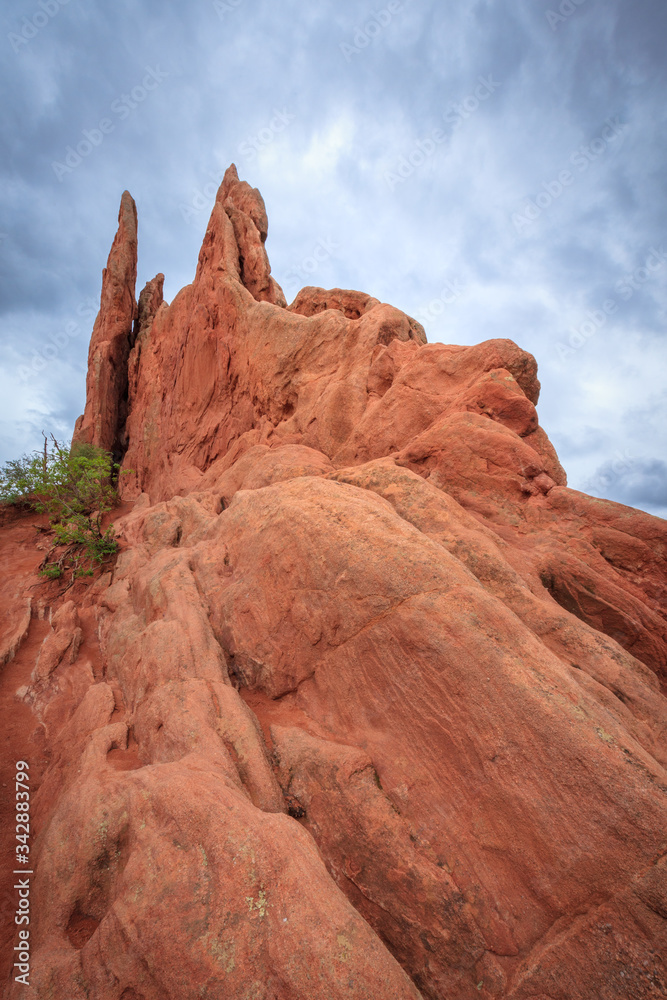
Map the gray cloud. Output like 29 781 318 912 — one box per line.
585 456 667 516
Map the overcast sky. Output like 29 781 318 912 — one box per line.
1 0 665 516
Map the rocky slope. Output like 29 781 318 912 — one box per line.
3 165 666 999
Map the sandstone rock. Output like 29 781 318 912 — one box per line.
271 723 491 998
0 595 30 666
72 191 138 459
133 273 164 342
288 286 381 318
4 165 666 1000
33 601 81 681
24 742 422 1000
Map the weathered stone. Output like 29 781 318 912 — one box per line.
72 191 138 460
3 165 666 1000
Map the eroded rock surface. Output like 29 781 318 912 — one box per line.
3 166 666 1000
72 192 138 460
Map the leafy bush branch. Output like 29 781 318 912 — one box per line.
0 435 127 580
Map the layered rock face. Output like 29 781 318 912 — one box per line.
4 166 667 1000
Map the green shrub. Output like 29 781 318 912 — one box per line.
0 435 127 580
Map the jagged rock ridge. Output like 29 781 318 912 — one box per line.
5 165 667 1000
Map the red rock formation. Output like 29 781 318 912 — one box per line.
72 192 138 460
3 166 667 1000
